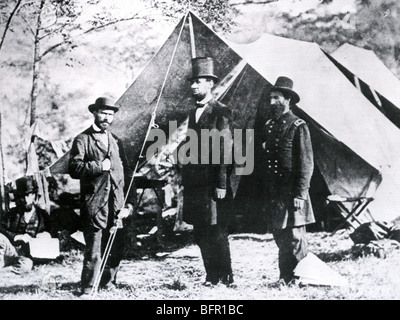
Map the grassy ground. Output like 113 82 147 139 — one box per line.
0 229 399 300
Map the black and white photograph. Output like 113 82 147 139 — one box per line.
0 0 400 305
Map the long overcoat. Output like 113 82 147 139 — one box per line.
181 99 234 227
68 126 134 229
262 110 315 230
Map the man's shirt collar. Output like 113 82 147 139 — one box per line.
196 94 213 107
92 123 106 133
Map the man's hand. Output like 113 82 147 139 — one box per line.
102 158 111 171
109 219 123 234
14 233 32 244
118 204 133 220
294 198 305 210
215 188 226 200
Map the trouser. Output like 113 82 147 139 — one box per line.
272 226 308 283
193 224 233 284
0 233 18 268
81 223 126 292
0 233 33 273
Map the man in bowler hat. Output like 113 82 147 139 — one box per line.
181 57 235 286
261 76 315 285
0 176 50 274
69 97 136 296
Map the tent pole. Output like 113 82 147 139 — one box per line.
188 12 196 59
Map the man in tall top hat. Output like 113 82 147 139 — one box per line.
261 76 315 285
69 97 136 297
181 57 235 286
0 176 50 274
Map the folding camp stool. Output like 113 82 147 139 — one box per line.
327 195 375 236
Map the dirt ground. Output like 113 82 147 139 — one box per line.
0 229 400 300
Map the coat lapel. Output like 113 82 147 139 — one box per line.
196 99 215 127
89 127 108 153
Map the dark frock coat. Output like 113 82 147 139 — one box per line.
181 98 234 284
181 99 234 227
262 111 315 230
68 126 135 230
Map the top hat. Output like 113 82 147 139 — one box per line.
187 57 219 83
269 76 300 104
88 97 119 113
15 176 38 196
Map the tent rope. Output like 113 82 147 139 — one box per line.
89 11 190 299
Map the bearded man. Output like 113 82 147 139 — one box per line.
0 176 50 274
181 57 235 287
69 97 135 297
261 76 315 285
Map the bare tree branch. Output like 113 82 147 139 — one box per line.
39 14 147 60
38 13 80 41
39 41 68 60
81 15 144 36
0 0 23 53
231 0 278 6
18 12 35 36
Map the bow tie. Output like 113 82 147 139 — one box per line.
196 102 206 108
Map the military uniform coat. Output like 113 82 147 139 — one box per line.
181 99 233 227
69 126 134 229
262 110 315 230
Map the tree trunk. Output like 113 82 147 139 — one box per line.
0 103 5 223
0 0 23 54
29 0 46 126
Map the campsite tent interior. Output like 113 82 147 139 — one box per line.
48 12 400 233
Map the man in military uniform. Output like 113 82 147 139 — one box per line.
261 76 315 285
181 57 234 286
69 97 136 296
0 176 50 274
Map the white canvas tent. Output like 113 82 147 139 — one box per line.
332 43 400 110
329 43 400 129
227 34 400 222
48 12 400 227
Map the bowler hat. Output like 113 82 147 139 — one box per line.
187 57 219 83
269 76 300 104
88 97 119 113
15 176 38 196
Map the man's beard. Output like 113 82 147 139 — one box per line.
96 120 111 131
269 102 285 120
192 91 206 101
